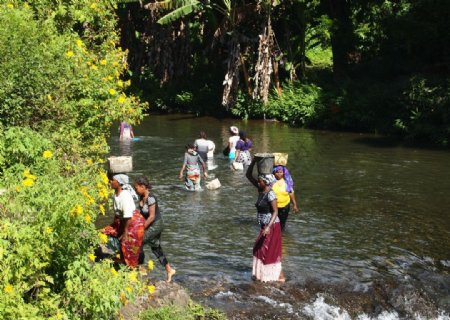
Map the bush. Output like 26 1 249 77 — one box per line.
0 2 146 319
265 82 325 126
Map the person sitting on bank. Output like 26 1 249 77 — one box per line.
179 143 208 191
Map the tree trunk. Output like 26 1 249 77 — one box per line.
326 0 354 80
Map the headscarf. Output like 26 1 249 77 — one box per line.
230 126 239 135
113 174 129 186
273 165 294 193
258 174 276 186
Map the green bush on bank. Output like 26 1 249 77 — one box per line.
0 2 146 319
139 301 227 320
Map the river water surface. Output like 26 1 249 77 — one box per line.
106 114 450 319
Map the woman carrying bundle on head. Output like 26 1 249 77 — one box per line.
246 159 285 283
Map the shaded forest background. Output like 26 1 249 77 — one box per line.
117 0 450 145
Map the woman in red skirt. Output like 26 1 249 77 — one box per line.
246 160 285 282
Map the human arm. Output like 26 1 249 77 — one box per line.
245 158 258 188
144 197 156 229
263 197 279 236
130 126 135 138
121 218 131 241
120 192 135 241
289 191 299 213
198 155 208 178
179 164 186 179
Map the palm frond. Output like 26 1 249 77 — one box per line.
155 0 202 24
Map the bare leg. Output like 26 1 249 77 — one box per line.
165 264 176 282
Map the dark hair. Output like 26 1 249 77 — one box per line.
199 131 207 139
239 130 247 140
186 143 195 149
107 171 114 181
134 175 152 189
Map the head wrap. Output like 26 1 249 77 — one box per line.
273 165 294 193
113 174 129 186
230 126 239 135
258 174 276 186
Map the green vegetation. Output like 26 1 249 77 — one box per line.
119 0 450 146
0 1 146 318
140 301 227 320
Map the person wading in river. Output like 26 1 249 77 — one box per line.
134 176 176 282
272 165 299 230
246 159 285 282
179 143 208 191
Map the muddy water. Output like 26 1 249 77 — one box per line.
105 114 450 319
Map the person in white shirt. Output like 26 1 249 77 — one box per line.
228 126 240 160
104 173 145 267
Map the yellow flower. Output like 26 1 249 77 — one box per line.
117 80 124 87
4 284 14 294
23 169 37 180
100 59 107 65
98 233 108 244
86 159 93 165
22 178 34 187
113 61 119 67
46 227 53 234
76 39 83 48
118 95 126 104
147 285 155 294
47 94 53 101
90 3 97 9
15 185 21 192
43 150 53 158
66 51 74 58
125 80 131 86
7 3 14 9
107 75 113 81
72 205 83 216
125 286 133 294
90 64 98 71
99 171 109 184
99 204 105 215
111 268 118 276
84 215 92 224
116 254 121 259
88 253 96 262
147 260 154 271
119 292 128 305
108 88 117 96
129 271 138 282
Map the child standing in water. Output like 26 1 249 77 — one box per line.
134 176 176 282
179 143 208 191
119 121 134 140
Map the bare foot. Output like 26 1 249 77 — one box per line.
167 268 176 283
278 277 286 283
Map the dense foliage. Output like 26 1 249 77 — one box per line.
119 0 450 145
0 1 146 318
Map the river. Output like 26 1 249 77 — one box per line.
105 114 450 319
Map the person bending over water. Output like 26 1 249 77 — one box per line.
246 160 285 283
272 165 299 230
179 143 208 191
134 176 176 282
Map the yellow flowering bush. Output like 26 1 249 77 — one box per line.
0 1 146 319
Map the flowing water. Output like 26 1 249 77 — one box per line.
104 114 450 319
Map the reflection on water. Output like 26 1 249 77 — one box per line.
105 115 450 318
